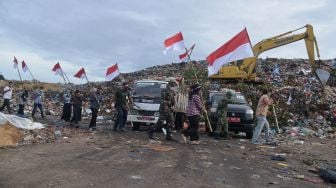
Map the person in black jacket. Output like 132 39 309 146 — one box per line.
89 87 103 131
17 88 28 116
70 90 84 128
61 90 72 122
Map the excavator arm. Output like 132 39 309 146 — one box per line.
211 24 321 81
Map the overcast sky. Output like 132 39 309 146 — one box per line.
0 0 335 83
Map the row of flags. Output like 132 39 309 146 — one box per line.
13 56 30 73
163 28 254 76
52 62 120 83
11 27 254 83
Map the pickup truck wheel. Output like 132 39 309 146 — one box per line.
132 122 141 131
245 131 253 139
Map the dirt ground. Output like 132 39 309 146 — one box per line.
0 118 336 188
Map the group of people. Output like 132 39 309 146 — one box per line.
145 80 275 145
60 88 103 131
0 81 275 144
0 82 46 119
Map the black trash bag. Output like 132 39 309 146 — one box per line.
319 166 336 184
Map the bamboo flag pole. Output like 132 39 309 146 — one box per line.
63 72 71 84
17 66 23 83
13 57 23 83
84 71 91 86
27 68 36 81
61 69 68 85
186 46 213 132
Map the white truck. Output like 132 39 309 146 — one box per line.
127 79 169 131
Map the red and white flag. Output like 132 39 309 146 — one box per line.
179 43 196 61
207 28 254 76
52 62 64 76
22 61 29 72
163 32 186 54
106 63 120 81
13 56 18 69
74 68 86 79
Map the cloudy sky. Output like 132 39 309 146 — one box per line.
0 0 335 83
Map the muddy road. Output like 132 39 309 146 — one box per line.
0 123 335 188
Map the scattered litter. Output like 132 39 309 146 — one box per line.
229 166 241 170
251 174 260 179
277 163 289 167
130 175 142 180
294 175 305 179
277 174 291 181
271 155 286 161
319 165 336 184
293 140 304 145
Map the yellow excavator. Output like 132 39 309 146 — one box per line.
209 24 321 81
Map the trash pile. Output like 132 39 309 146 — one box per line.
2 58 336 141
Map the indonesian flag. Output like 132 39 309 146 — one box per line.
22 61 29 72
13 56 18 69
207 28 254 76
52 62 64 76
163 32 186 54
179 43 196 61
74 68 86 79
106 63 120 81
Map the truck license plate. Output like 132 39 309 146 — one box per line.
228 117 240 122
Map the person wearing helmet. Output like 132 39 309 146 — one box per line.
148 81 176 141
214 91 234 140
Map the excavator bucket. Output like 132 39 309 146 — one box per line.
316 68 330 86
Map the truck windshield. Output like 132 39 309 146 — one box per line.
133 82 166 99
211 93 247 106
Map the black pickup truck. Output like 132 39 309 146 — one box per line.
208 90 254 139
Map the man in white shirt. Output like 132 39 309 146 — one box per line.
0 81 13 114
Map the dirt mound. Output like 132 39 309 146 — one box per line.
0 122 23 147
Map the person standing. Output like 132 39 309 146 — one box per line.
17 87 28 116
148 81 176 140
252 89 273 144
0 81 13 114
70 90 84 128
32 87 45 119
89 87 103 131
114 82 131 132
214 91 234 140
182 84 205 144
61 90 72 122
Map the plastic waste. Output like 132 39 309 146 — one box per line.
319 165 336 184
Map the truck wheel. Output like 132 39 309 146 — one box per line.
245 131 253 139
132 122 141 131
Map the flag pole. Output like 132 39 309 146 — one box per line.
186 48 212 132
27 68 36 81
17 66 23 83
84 72 91 86
63 72 71 84
61 70 68 85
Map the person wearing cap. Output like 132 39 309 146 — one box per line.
32 86 45 119
214 91 234 140
0 81 13 114
148 80 176 140
252 88 273 144
181 84 205 144
114 82 131 132
70 90 85 128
